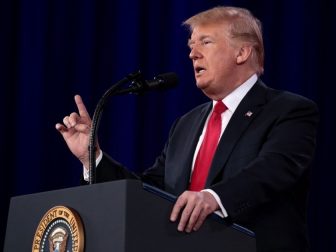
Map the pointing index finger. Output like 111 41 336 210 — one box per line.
74 95 90 118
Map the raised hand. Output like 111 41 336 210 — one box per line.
55 95 100 168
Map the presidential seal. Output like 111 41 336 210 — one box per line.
32 206 84 252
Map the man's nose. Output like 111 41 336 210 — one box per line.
189 46 202 60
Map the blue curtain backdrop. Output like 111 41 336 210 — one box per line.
1 0 335 250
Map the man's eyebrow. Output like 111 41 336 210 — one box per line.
199 35 214 41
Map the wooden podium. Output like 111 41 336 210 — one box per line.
4 180 255 251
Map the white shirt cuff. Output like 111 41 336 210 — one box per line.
202 189 228 218
83 150 103 181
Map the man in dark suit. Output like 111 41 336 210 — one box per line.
56 6 318 251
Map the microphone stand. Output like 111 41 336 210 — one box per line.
88 71 146 184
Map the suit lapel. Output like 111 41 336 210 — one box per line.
206 81 268 187
173 103 212 194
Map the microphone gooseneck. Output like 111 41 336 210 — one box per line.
88 71 141 185
88 71 178 184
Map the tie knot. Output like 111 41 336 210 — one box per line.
213 101 227 114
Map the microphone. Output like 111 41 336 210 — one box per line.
145 72 179 90
116 72 178 95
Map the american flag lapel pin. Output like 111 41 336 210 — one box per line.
245 111 253 117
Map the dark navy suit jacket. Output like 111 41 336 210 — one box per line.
90 80 319 251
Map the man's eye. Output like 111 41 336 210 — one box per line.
202 40 212 45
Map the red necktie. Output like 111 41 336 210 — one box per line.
189 101 227 191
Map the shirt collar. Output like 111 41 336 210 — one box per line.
213 74 258 113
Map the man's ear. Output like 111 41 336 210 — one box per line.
236 45 253 64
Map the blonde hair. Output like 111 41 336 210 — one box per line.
184 6 264 75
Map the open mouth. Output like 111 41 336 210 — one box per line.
195 66 206 74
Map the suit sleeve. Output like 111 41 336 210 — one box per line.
80 153 139 185
81 119 180 189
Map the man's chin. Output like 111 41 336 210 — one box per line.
195 80 209 90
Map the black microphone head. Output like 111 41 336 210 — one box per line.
152 72 179 90
117 72 179 95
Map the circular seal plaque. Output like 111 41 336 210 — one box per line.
32 206 84 252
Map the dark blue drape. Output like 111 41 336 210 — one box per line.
1 0 335 250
